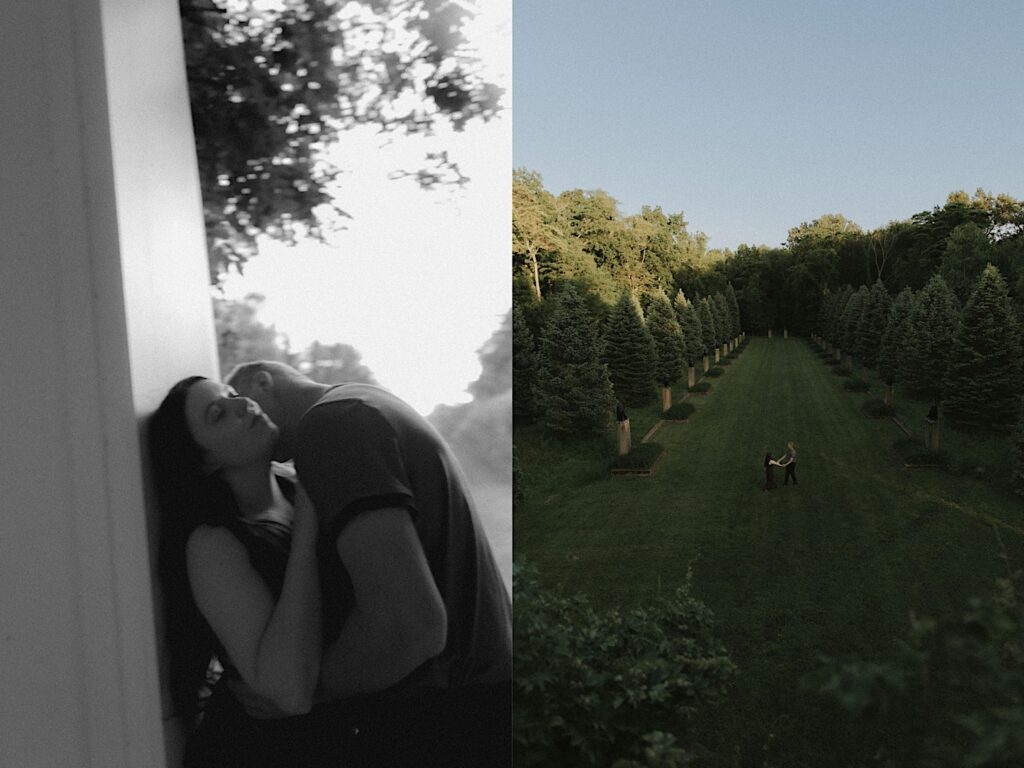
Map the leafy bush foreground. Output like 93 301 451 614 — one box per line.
513 563 736 768
813 571 1024 767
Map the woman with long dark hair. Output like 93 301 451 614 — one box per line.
763 452 778 491
149 376 335 767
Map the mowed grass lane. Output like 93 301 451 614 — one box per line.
514 336 1024 754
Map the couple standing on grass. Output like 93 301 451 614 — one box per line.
763 441 798 491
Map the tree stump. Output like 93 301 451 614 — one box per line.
703 355 709 373
617 418 632 455
714 347 720 363
768 329 773 338
784 328 789 338
925 419 939 450
688 366 696 388
662 386 672 413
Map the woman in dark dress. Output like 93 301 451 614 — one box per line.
149 376 352 768
763 452 778 491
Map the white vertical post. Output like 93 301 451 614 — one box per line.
1 1 216 766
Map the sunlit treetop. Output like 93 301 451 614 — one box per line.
181 0 504 282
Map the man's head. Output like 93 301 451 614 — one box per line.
226 361 328 460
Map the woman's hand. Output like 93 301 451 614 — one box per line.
291 483 318 541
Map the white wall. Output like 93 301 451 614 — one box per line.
0 1 216 765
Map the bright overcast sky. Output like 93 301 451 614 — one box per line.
514 0 1024 251
221 1 511 415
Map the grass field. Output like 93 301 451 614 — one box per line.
514 335 1024 761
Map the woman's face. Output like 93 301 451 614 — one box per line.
185 379 279 472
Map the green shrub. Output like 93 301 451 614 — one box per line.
610 442 664 470
688 382 711 394
833 365 852 377
812 573 1024 767
719 357 732 365
844 377 869 392
706 367 724 377
513 563 736 768
664 402 695 421
824 358 840 366
861 399 893 419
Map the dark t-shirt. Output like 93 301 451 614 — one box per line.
293 383 512 690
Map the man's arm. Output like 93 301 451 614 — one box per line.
318 507 447 699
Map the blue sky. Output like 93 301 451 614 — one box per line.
513 0 1024 251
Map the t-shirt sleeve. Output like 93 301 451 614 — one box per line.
294 400 414 540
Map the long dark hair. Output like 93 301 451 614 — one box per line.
148 376 243 717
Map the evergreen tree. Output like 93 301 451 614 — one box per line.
713 293 732 342
939 222 994 303
726 283 742 337
878 288 915 386
839 285 869 359
646 291 686 386
829 285 853 348
698 298 717 353
602 293 658 407
674 291 703 368
513 303 540 422
816 292 836 339
901 274 960 403
536 285 616 439
943 265 1021 432
855 280 892 368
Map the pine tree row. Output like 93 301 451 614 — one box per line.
514 283 743 440
816 265 1022 436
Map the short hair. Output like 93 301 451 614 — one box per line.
225 360 309 392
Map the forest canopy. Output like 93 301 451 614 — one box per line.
513 172 1024 338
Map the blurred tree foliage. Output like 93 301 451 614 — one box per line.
214 293 377 383
181 0 503 282
301 340 377 384
428 309 512 482
214 293 293 376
